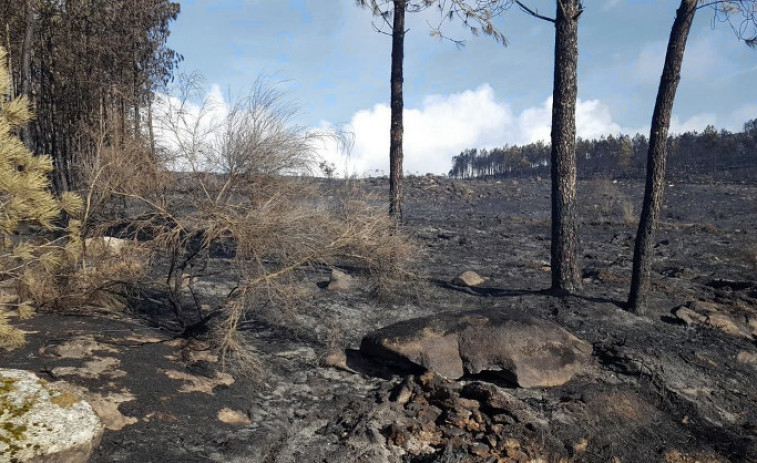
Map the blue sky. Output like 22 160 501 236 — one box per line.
165 0 757 175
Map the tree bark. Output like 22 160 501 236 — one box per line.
550 0 582 293
628 0 697 315
389 0 405 219
133 70 141 138
147 94 156 158
21 0 34 99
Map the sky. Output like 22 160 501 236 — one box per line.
163 0 757 176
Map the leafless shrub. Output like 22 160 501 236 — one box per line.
77 119 167 229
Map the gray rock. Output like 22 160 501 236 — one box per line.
327 269 354 292
736 351 757 366
451 271 486 287
674 301 753 339
0 369 103 463
360 309 592 388
83 236 130 257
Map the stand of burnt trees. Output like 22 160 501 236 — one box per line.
0 0 181 194
449 121 757 183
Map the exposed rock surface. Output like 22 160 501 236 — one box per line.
451 270 486 287
360 308 593 387
673 300 754 339
0 369 103 463
327 269 354 292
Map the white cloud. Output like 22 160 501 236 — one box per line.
155 83 756 178
667 102 757 135
669 113 717 134
318 85 628 176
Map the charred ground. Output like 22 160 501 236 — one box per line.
2 175 756 463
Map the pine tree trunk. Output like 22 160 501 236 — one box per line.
133 63 141 138
550 0 582 293
147 94 156 158
628 0 697 315
389 0 405 219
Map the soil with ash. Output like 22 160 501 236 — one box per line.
2 176 756 463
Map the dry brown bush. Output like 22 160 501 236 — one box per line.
580 178 636 225
76 76 419 376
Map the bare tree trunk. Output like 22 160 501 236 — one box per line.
628 0 697 315
21 0 34 99
133 98 141 138
147 93 156 158
133 61 141 138
550 0 582 293
389 0 406 219
20 0 35 147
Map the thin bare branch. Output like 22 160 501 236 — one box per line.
515 0 555 22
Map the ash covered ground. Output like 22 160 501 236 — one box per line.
3 176 756 463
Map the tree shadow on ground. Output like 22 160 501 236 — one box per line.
432 278 627 310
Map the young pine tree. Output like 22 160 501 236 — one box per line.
0 45 82 349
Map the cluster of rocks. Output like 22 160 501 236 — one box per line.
379 371 562 462
673 299 757 341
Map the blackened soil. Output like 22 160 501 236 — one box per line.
3 176 757 463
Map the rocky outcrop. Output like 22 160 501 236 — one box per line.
360 309 592 388
0 369 103 463
673 300 753 340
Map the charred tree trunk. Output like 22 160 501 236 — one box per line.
20 0 34 147
389 0 405 219
21 0 34 99
550 0 582 293
147 94 156 158
133 89 141 138
628 0 697 315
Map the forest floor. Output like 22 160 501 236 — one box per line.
2 175 757 463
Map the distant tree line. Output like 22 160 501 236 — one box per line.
449 119 757 182
0 0 181 193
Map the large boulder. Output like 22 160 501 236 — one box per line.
0 369 103 463
360 309 592 388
